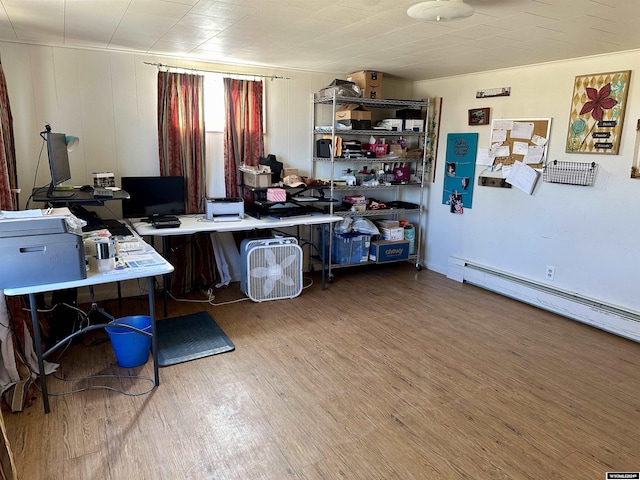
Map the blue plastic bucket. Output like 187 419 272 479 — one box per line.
105 315 152 368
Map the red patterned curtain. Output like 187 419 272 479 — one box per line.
157 71 206 213
223 78 264 198
157 71 215 293
0 55 17 211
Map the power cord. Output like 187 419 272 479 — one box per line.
167 288 249 306
166 276 314 306
47 372 155 397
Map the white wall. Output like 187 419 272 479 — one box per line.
413 49 640 314
0 42 339 209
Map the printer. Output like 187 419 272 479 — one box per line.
206 197 244 222
0 216 86 289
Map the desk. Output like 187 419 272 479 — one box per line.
31 186 130 206
131 213 342 311
3 239 174 414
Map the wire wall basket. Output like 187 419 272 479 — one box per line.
543 160 598 186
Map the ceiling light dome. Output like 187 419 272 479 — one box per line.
407 0 474 22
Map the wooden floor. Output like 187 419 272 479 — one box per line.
4 264 640 479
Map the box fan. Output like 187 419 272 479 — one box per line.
240 237 303 302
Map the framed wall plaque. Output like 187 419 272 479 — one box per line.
468 107 490 126
566 70 631 155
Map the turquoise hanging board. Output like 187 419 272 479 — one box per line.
442 133 478 211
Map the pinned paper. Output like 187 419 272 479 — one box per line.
492 145 510 157
493 120 513 130
511 122 535 139
476 148 493 166
523 145 544 164
492 129 507 142
531 134 547 146
512 141 529 155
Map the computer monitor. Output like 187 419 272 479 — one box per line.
46 131 74 198
121 176 186 219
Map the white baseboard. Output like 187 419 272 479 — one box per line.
461 260 640 343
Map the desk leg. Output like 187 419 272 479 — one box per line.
148 277 159 386
320 224 326 291
29 293 50 414
162 236 170 317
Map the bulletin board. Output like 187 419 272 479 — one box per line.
490 118 551 168
442 133 478 212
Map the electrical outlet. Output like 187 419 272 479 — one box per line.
546 265 555 281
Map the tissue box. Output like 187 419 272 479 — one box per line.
93 172 115 188
267 188 287 203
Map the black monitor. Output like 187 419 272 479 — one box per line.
46 131 74 198
121 176 186 219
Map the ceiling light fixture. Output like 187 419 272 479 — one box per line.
407 0 474 22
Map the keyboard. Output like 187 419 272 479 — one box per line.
93 187 113 198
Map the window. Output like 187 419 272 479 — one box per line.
203 73 266 133
204 73 224 132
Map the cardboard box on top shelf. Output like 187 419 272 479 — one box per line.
335 104 371 121
347 70 383 99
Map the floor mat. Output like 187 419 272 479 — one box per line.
156 311 235 367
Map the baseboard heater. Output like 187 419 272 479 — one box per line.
461 260 640 343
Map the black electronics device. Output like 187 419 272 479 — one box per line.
45 130 74 198
152 216 181 229
121 176 186 220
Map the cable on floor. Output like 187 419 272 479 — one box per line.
47 372 155 397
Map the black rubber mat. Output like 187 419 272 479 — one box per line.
156 311 235 367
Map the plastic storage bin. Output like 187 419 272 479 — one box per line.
331 232 371 265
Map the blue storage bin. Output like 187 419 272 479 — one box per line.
331 232 371 265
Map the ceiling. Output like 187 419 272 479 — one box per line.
1 0 640 81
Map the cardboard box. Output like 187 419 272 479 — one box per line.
388 144 406 157
403 119 424 132
369 239 410 263
242 171 271 188
347 70 383 99
283 168 298 177
335 104 371 121
379 227 405 241
376 219 400 229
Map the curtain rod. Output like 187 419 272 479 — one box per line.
144 62 290 80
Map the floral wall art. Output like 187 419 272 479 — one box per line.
566 70 631 155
